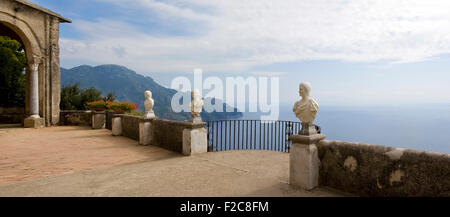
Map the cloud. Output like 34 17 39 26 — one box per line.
60 0 450 74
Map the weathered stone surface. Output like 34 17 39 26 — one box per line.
290 143 320 190
299 122 317 135
289 134 326 145
111 116 122 136
91 112 105 129
120 115 141 140
105 111 116 130
23 116 44 128
317 140 450 197
182 128 207 156
151 118 198 153
0 107 25 124
289 133 326 190
0 0 70 126
116 115 207 154
139 119 153 146
59 110 92 126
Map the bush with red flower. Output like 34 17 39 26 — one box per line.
85 100 109 111
107 101 137 114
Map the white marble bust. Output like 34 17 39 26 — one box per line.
144 90 155 118
293 82 319 123
190 89 204 122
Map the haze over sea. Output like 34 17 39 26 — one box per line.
239 104 450 154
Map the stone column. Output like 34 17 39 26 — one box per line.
91 111 106 129
24 62 44 128
182 123 207 156
112 114 123 136
289 133 326 190
139 118 154 146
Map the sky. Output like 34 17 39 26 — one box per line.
31 0 450 107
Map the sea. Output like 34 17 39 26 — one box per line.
237 104 450 154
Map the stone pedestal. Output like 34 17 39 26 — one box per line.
299 122 317 135
144 111 155 119
112 115 122 136
182 127 207 156
289 133 326 190
91 111 105 129
24 116 44 128
190 113 202 123
139 118 153 146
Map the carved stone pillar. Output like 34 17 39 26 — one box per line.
24 60 44 128
289 134 326 190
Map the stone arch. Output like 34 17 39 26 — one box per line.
0 13 43 126
0 0 70 127
0 12 42 62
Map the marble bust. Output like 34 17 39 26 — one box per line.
293 82 319 123
190 89 204 122
293 82 319 135
144 90 155 119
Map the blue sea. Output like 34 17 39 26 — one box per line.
238 104 450 154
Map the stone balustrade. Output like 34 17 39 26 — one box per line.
112 114 207 156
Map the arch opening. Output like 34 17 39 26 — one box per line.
0 22 28 126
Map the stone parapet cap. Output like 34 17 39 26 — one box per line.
93 111 106 114
60 110 93 113
140 117 155 123
150 118 206 129
289 134 326 145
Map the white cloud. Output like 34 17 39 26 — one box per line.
60 0 450 74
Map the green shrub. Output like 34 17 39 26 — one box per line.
60 83 116 110
85 100 109 111
108 101 137 113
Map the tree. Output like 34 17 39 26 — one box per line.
103 92 116 102
60 83 117 110
0 36 26 107
60 83 82 110
80 87 102 106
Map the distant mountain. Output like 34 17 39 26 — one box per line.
60 64 242 121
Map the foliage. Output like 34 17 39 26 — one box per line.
80 87 102 106
108 101 137 113
60 83 117 110
103 92 116 102
85 100 109 111
60 83 82 110
0 36 26 107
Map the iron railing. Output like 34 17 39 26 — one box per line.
206 120 310 153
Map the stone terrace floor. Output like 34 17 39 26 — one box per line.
0 126 349 196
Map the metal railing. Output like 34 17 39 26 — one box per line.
206 120 309 153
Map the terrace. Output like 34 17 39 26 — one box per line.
0 126 347 197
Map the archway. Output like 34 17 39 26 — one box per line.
0 0 70 128
0 22 28 126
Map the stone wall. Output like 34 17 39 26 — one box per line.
105 111 115 130
151 119 206 153
0 107 25 124
116 116 206 154
317 140 450 197
121 115 141 140
59 110 92 126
